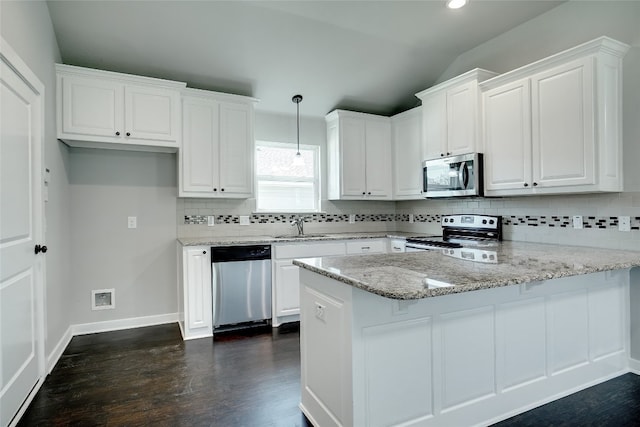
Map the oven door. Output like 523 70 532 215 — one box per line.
422 153 482 197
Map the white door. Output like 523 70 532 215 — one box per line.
181 98 218 193
60 74 123 138
446 81 476 155
1 38 45 427
483 78 532 191
219 102 253 196
531 57 595 188
421 92 447 160
124 84 179 142
364 119 392 198
339 117 367 197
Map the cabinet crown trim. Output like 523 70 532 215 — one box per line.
415 68 497 99
55 63 186 89
325 109 391 122
479 36 630 90
182 87 259 104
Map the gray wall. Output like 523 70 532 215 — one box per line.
0 1 70 358
69 149 178 324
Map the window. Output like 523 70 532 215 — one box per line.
256 141 320 212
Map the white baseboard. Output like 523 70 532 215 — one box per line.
45 312 178 374
71 312 178 336
629 357 640 374
47 325 73 373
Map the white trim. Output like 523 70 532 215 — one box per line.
628 358 640 375
71 312 179 336
47 326 73 373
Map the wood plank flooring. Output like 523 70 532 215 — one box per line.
17 322 640 426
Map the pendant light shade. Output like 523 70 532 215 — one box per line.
292 94 304 166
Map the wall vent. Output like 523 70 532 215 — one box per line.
91 289 115 310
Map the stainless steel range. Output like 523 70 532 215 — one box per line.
405 214 502 263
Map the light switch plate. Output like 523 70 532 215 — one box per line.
572 215 583 229
239 215 250 226
127 216 137 229
349 214 356 224
207 215 215 227
409 214 414 223
619 216 631 232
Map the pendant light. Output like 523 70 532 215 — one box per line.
292 94 305 166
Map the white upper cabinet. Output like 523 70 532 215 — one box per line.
56 64 185 152
391 106 423 199
416 69 497 160
482 37 629 196
180 89 256 198
326 110 392 200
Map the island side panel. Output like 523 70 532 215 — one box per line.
631 267 640 371
299 268 354 427
311 269 629 427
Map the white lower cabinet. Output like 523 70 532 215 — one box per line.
299 268 629 427
272 239 390 327
178 245 213 340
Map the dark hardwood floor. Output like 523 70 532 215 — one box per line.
18 323 311 427
18 322 640 426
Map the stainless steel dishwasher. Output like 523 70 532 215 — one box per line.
211 245 272 330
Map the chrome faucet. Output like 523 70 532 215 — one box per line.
291 215 309 236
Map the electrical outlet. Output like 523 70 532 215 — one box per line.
315 303 325 320
349 214 356 224
127 216 137 229
619 216 631 232
239 215 250 226
207 215 215 227
572 215 583 229
409 214 414 223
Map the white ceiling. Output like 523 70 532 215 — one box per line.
46 0 565 117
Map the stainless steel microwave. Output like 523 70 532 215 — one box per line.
422 153 483 198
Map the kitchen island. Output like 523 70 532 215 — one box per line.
293 242 640 427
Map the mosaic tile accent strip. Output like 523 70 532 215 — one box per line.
183 213 397 225
184 213 640 230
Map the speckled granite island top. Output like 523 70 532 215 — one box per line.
178 232 416 246
293 241 640 300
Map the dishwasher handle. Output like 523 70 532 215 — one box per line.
210 244 271 262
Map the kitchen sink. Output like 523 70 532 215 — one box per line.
274 234 327 239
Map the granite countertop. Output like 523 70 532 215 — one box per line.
178 232 418 246
293 241 640 300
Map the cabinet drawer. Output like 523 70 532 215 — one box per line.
274 242 346 259
346 239 386 254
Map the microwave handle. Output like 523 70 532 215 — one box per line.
458 162 469 189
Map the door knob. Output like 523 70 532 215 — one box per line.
35 244 48 254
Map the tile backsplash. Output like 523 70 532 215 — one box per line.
178 192 640 250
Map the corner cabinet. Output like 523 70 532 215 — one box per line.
177 245 213 340
180 89 257 198
326 110 392 200
416 69 497 161
481 37 629 196
56 64 185 152
391 106 423 200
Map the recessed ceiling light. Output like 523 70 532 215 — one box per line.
446 0 468 9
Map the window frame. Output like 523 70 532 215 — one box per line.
254 140 321 213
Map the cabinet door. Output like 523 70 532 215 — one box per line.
219 102 254 196
182 98 219 192
340 117 367 197
531 57 595 188
364 119 392 198
421 92 447 159
392 110 423 199
483 79 532 191
125 84 180 142
274 259 301 317
60 74 123 138
447 81 477 155
184 247 213 335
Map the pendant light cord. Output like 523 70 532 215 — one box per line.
292 94 303 156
